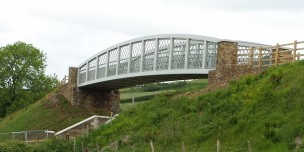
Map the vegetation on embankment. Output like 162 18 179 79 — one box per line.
120 79 208 110
0 93 109 132
2 60 304 151
77 60 304 151
0 79 207 133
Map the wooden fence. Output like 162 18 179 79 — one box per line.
237 40 304 69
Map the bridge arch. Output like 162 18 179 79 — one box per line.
77 34 221 89
77 34 265 89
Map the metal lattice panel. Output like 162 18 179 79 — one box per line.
107 49 118 77
143 39 156 71
261 49 272 65
97 53 107 78
237 45 272 66
237 45 250 65
157 38 170 70
172 38 186 70
88 58 96 81
206 41 217 69
130 41 142 73
79 65 87 83
118 45 129 75
77 34 273 89
188 39 204 69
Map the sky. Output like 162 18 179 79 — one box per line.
1 0 304 79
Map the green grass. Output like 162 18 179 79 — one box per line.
0 94 109 132
4 60 304 151
0 79 207 133
120 79 208 103
120 89 175 103
119 79 208 110
71 60 304 152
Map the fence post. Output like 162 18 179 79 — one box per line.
86 124 89 137
297 52 300 61
249 47 253 67
25 131 28 144
275 43 279 66
217 140 220 152
293 40 297 61
46 129 49 139
150 140 155 152
132 96 135 107
12 132 14 141
96 143 99 152
182 142 185 152
74 139 76 152
111 112 113 124
82 141 84 152
258 47 262 70
248 141 252 152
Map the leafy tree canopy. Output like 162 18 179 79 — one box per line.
0 41 59 117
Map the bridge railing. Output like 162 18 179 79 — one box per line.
237 40 304 69
78 35 220 86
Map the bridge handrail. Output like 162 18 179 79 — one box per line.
78 34 221 67
54 115 113 136
77 34 222 88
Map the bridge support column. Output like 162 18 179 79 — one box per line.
208 41 255 85
215 41 238 69
60 67 120 114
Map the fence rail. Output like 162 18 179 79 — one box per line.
0 130 54 143
237 40 304 69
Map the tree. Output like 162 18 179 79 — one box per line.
0 41 59 117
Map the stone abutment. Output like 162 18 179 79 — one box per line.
208 41 259 85
59 67 120 113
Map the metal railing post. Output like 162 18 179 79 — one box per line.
184 38 190 69
116 47 121 75
203 40 207 69
168 38 174 70
140 40 145 72
127 43 132 74
153 38 159 71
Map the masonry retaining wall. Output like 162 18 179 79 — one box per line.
208 41 260 85
59 67 120 113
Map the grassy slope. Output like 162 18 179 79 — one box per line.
78 60 304 152
120 79 208 110
120 79 208 102
0 78 207 133
0 94 109 132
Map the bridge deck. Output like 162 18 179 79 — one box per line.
77 34 267 89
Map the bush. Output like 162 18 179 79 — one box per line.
0 141 29 152
30 139 73 152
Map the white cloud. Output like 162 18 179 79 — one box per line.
0 0 304 79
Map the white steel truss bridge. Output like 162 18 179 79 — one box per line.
77 34 264 90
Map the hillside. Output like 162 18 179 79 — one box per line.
0 79 207 133
0 93 109 132
76 60 304 152
1 60 304 151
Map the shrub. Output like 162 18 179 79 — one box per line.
0 141 29 152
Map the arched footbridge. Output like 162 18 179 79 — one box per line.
77 34 272 89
